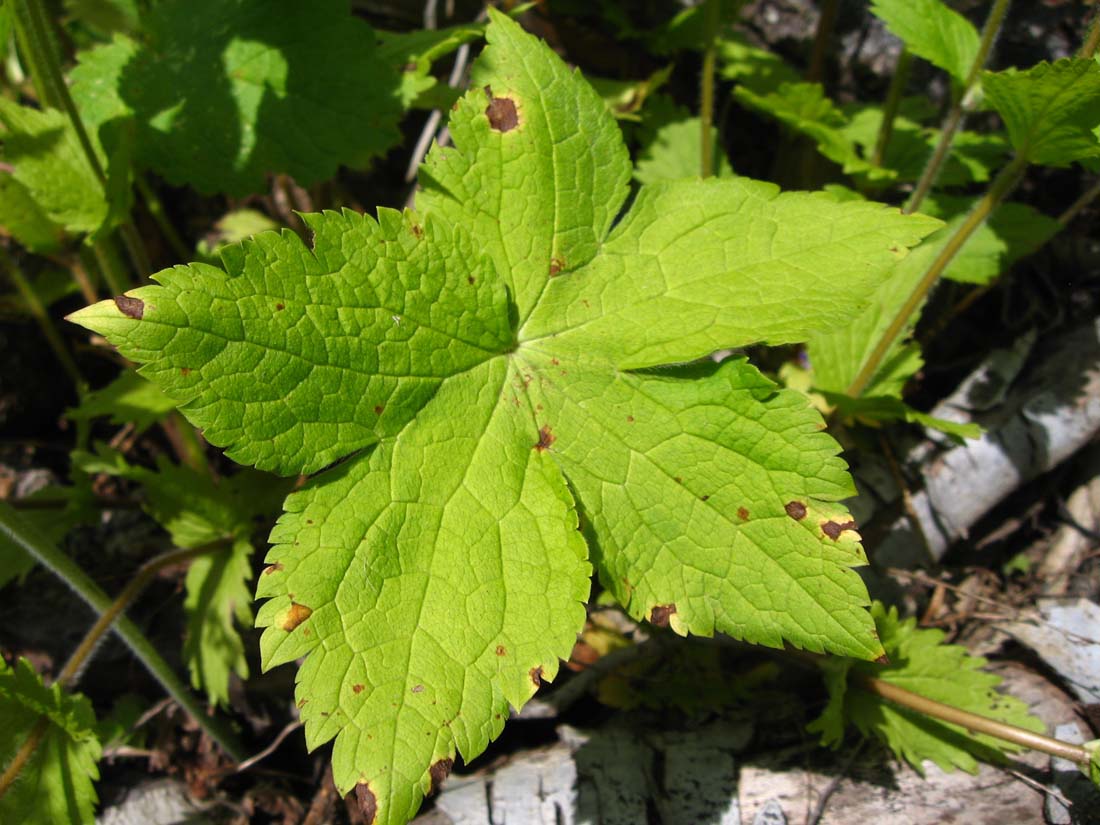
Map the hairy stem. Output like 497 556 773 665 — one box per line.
699 0 721 178
859 674 1090 765
904 0 1012 214
0 245 86 394
1082 6 1100 60
0 502 246 762
847 155 1027 397
871 49 912 168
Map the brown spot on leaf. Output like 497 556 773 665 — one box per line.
263 563 283 576
700 494 710 501
297 698 308 708
875 653 891 665
485 88 519 132
467 275 476 284
411 223 424 239
551 358 560 366
649 604 677 627
785 501 807 520
275 303 285 311
281 602 312 631
626 415 635 423
674 476 682 484
114 295 144 319
411 684 424 694
821 519 857 540
354 784 378 824
180 367 191 376
549 256 565 276
374 405 384 415
429 758 454 794
737 507 750 520
529 666 543 687
534 425 555 451
495 645 506 656
352 684 365 694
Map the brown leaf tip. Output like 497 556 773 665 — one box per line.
354 783 378 824
648 603 677 627
534 425 555 451
785 501 807 520
114 295 144 319
429 758 454 795
821 519 857 540
875 653 891 666
281 602 313 631
529 665 544 687
484 86 519 132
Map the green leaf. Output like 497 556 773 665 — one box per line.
983 58 1100 167
0 170 66 253
809 602 1046 774
1086 739 1100 786
718 32 801 94
870 0 979 85
823 393 982 441
195 208 281 262
589 66 672 122
0 659 101 825
634 98 734 183
70 0 403 196
0 99 126 236
377 23 485 110
70 12 940 822
64 0 141 35
66 369 177 434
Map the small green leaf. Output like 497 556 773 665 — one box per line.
377 23 485 109
718 32 801 94
70 0 403 195
0 659 102 825
0 99 126 237
64 0 141 35
67 370 177 434
810 602 1046 774
0 171 66 253
634 98 734 183
823 393 982 441
195 208 281 261
870 0 979 85
983 59 1100 167
1085 739 1100 786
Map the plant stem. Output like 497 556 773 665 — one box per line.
0 501 246 762
806 0 839 84
859 674 1090 766
1057 176 1100 226
56 542 224 689
0 718 48 800
904 0 1012 214
871 49 912 169
847 155 1027 397
1082 6 1100 60
136 175 190 262
699 0 721 178
90 236 129 295
0 245 86 394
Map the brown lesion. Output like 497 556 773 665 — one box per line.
821 519 857 540
484 85 520 132
429 758 455 794
648 603 677 627
534 425 555 451
280 602 312 631
785 501 807 520
114 295 144 319
529 665 544 687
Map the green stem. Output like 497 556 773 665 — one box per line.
162 411 211 475
699 0 721 178
0 501 246 762
1057 176 1100 226
0 718 48 800
904 0 1012 214
0 245 86 394
871 49 912 169
90 236 129 295
136 175 190 262
1082 7 1100 60
806 0 839 84
859 674 1089 766
847 155 1027 397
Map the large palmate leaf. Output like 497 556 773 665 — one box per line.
0 659 102 825
70 12 940 824
70 0 402 195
